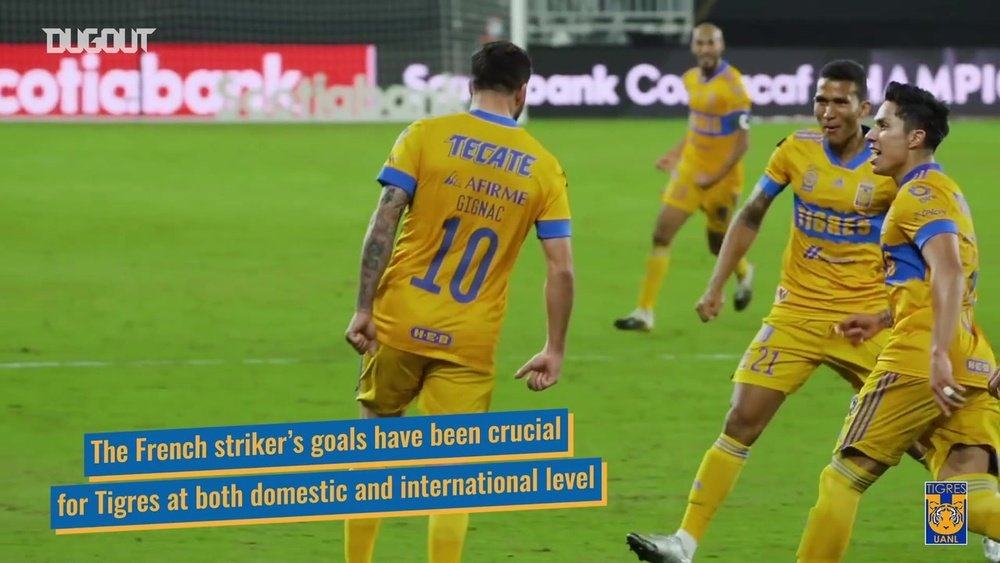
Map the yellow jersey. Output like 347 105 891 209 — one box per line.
876 163 995 388
678 61 751 182
371 109 571 373
759 129 898 319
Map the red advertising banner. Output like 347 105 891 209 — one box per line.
0 43 376 119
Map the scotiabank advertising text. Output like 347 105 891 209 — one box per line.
0 43 453 120
402 47 1000 118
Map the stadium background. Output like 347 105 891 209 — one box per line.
3 0 1000 561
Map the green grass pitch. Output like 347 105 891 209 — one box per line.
3 117 1000 562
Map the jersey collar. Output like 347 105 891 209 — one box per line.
822 134 873 170
700 60 729 83
469 109 519 127
900 162 943 185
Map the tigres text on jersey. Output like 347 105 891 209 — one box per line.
877 162 995 387
372 109 571 373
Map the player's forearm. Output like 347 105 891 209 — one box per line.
930 264 964 356
355 188 408 312
543 268 574 355
878 309 894 329
712 131 748 179
707 189 770 292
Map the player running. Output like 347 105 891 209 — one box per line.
614 22 754 332
343 40 574 563
795 81 1000 563
626 60 908 563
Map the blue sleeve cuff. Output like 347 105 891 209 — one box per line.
536 219 572 239
915 218 959 249
377 166 417 196
759 174 786 197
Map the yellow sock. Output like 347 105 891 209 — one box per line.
679 434 749 543
345 518 381 563
638 246 671 311
796 457 877 563
735 258 750 281
950 474 1000 540
428 513 469 563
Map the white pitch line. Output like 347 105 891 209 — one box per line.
0 353 741 370
0 357 310 370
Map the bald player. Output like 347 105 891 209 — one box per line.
614 23 754 332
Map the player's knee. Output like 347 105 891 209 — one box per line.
939 444 997 479
722 406 767 446
652 231 673 247
837 448 889 479
358 400 405 419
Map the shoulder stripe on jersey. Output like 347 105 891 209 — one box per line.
377 165 417 196
758 174 786 197
536 219 571 239
914 218 959 250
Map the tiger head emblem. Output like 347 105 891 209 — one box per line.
927 500 964 535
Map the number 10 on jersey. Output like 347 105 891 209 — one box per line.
410 217 500 303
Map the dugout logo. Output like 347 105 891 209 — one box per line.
925 481 968 545
43 28 155 54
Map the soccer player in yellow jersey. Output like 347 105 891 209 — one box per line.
614 23 754 332
627 60 908 563
343 41 574 563
795 81 1000 562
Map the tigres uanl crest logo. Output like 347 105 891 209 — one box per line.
927 499 964 535
925 482 968 545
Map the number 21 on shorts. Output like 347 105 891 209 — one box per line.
410 216 499 303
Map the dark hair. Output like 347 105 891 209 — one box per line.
819 59 868 100
471 41 532 93
883 81 951 151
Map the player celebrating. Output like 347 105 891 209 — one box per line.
614 22 754 332
343 41 574 563
626 60 905 563
795 82 1000 562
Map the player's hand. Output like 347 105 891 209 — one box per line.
514 349 563 391
930 350 965 416
693 173 717 189
345 311 378 355
696 288 724 322
988 367 1000 399
655 150 680 172
835 314 883 345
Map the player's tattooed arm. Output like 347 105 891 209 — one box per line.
356 186 410 312
737 186 777 231
878 309 894 328
701 184 775 307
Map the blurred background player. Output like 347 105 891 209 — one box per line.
343 41 575 563
614 22 754 332
626 60 909 563
796 81 1000 563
